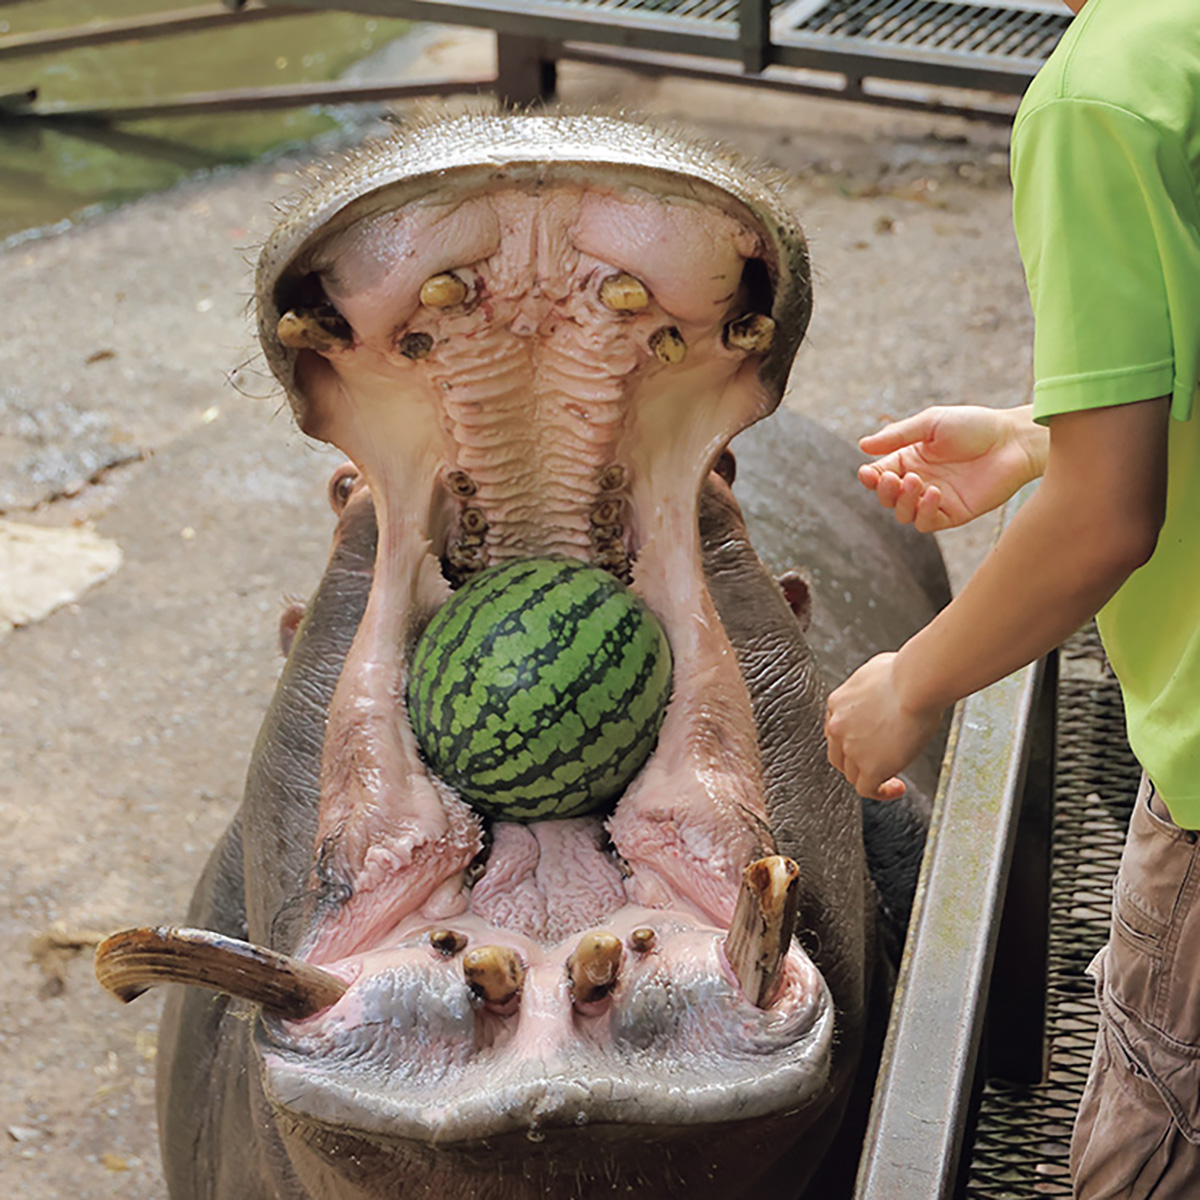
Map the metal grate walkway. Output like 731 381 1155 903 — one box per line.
964 631 1139 1198
789 0 1067 64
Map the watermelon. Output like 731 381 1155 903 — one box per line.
406 557 673 821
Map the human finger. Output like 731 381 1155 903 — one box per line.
860 451 913 489
858 409 940 455
825 733 845 775
873 776 907 802
913 485 947 534
874 469 904 510
848 763 904 801
892 473 924 525
824 704 849 776
857 462 882 493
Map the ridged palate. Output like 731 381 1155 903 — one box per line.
432 293 632 563
407 558 672 821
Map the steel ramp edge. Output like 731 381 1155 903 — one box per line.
855 608 1133 1193
853 650 1048 1199
963 628 1137 1199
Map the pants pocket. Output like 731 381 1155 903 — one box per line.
1071 1018 1176 1200
1107 778 1200 1031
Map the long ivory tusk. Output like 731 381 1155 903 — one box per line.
94 926 347 1019
722 855 800 1008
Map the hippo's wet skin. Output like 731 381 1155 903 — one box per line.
112 112 950 1199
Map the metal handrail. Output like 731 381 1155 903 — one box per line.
3 0 1069 123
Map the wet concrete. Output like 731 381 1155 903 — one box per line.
0 26 1030 1198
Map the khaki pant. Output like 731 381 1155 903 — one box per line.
1072 775 1200 1198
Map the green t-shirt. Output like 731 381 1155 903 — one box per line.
1011 0 1200 823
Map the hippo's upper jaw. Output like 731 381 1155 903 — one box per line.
244 112 830 1157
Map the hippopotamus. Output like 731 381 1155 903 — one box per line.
95 110 949 1199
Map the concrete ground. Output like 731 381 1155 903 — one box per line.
0 26 1030 1199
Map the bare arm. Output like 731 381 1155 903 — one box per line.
827 398 1169 799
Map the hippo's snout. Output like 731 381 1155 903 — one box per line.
131 110 940 1200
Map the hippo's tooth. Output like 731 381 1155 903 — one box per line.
723 855 801 1009
599 272 650 312
276 305 353 354
462 945 525 1013
419 272 468 310
649 325 687 364
628 926 657 954
723 312 776 353
398 331 433 360
443 469 478 498
94 926 347 1019
568 931 624 1008
597 462 627 491
590 497 624 528
429 929 469 956
460 506 488 535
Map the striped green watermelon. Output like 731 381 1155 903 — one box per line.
406 557 673 821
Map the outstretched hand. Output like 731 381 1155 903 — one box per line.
858 405 1047 532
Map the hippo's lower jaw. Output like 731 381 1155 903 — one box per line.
250 482 835 1147
260 910 831 1145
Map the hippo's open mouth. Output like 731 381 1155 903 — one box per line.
101 113 837 1147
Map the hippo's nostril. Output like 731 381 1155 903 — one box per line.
419 272 468 310
599 272 650 313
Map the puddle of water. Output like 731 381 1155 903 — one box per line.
0 0 412 241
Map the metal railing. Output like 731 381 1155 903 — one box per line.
1 0 1071 123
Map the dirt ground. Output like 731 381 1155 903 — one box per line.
0 26 1030 1198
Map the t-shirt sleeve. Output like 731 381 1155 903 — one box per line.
1012 98 1197 422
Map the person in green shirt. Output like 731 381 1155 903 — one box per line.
822 0 1200 1193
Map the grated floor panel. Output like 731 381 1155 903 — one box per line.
964 630 1140 1198
788 0 1069 63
